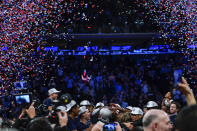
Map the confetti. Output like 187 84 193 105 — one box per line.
134 0 197 85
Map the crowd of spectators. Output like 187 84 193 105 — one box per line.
28 52 196 107
0 51 196 129
0 65 196 131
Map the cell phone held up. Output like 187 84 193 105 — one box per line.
173 69 182 87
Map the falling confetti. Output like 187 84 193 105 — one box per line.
134 0 197 85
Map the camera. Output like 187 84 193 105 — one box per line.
47 93 72 124
14 93 32 108
48 110 61 124
35 103 49 116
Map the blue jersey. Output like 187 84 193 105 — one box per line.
43 98 52 107
75 117 90 131
67 116 77 131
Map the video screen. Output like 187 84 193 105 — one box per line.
14 81 27 90
15 94 31 105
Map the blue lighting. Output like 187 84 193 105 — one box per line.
149 45 159 50
149 45 169 50
91 46 98 51
122 46 131 50
111 46 121 51
76 46 85 51
44 46 58 52
42 44 183 56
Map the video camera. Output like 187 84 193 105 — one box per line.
48 93 72 124
14 93 32 109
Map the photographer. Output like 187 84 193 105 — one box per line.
13 102 36 131
13 101 70 131
27 117 53 131
27 111 70 131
